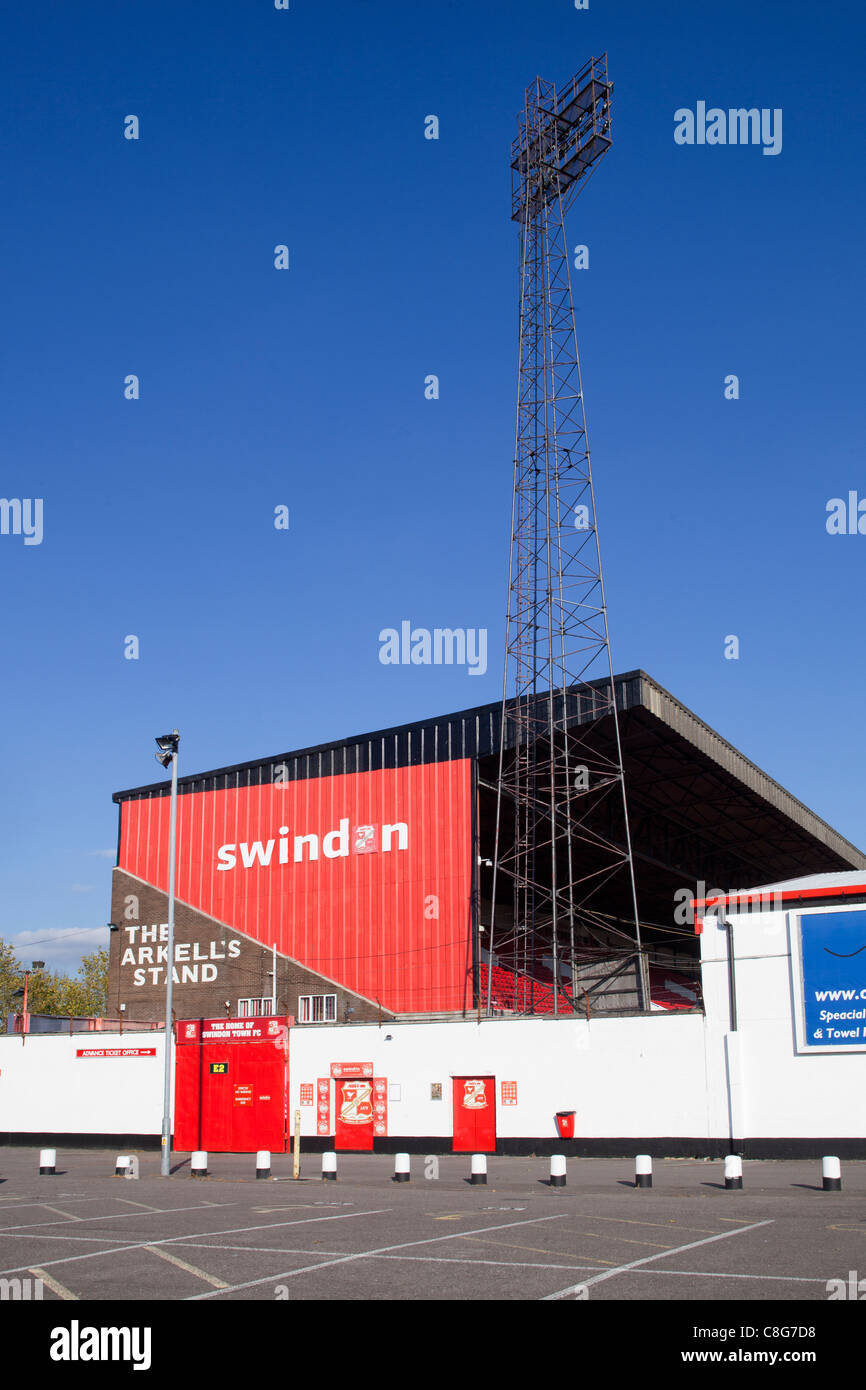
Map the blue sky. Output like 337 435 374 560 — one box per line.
1 0 864 971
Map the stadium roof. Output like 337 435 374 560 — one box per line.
114 670 866 925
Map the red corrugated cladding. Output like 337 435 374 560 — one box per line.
118 760 474 1013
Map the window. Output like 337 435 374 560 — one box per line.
299 994 337 1024
237 997 274 1018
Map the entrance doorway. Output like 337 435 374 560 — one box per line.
452 1075 496 1151
174 1017 289 1153
334 1077 375 1150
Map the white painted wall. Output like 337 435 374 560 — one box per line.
0 1016 715 1143
701 899 866 1139
2 879 865 1146
287 1013 712 1141
0 1033 166 1136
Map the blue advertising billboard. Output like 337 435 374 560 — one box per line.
801 910 866 1048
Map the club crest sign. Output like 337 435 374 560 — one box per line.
462 1079 488 1110
339 1080 374 1125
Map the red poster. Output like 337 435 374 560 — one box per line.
500 1081 517 1106
373 1077 388 1137
335 1078 375 1151
316 1077 331 1136
299 1084 314 1106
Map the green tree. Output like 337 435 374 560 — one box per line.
27 965 66 1016
59 949 109 1017
0 939 23 1031
0 943 109 1027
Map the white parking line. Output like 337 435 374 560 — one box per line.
376 1252 605 1272
0 1198 100 1210
616 1265 827 1285
0 1230 145 1246
176 1239 608 1275
0 1201 239 1234
542 1220 774 1299
164 1242 840 1286
188 1213 571 1300
174 1241 361 1258
0 1208 392 1279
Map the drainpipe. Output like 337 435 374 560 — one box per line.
721 917 743 1155
724 919 738 1032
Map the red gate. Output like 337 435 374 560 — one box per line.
452 1076 496 1152
174 1017 289 1153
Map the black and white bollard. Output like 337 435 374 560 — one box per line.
393 1153 411 1183
724 1155 743 1190
39 1148 56 1176
470 1154 487 1186
634 1154 652 1189
191 1151 209 1178
322 1152 337 1182
256 1150 271 1180
115 1155 132 1177
549 1154 567 1188
822 1156 842 1192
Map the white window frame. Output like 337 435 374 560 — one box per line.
298 993 337 1024
237 997 275 1018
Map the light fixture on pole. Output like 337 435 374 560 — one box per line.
155 730 180 1178
12 961 45 1037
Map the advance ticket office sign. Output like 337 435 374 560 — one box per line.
793 907 866 1053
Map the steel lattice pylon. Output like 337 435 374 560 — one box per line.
487 56 646 1017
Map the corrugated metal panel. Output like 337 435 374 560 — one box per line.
118 759 474 1014
112 669 866 872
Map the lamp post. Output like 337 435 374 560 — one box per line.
155 730 180 1178
12 961 45 1035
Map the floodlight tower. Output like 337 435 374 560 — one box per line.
488 56 645 1015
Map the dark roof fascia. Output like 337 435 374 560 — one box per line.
110 669 866 870
111 670 647 803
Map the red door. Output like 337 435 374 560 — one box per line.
334 1078 375 1151
174 1019 288 1152
452 1076 496 1152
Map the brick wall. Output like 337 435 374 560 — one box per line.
109 869 391 1026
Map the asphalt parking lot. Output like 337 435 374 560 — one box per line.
0 1148 865 1306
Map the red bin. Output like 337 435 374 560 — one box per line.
555 1110 576 1139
